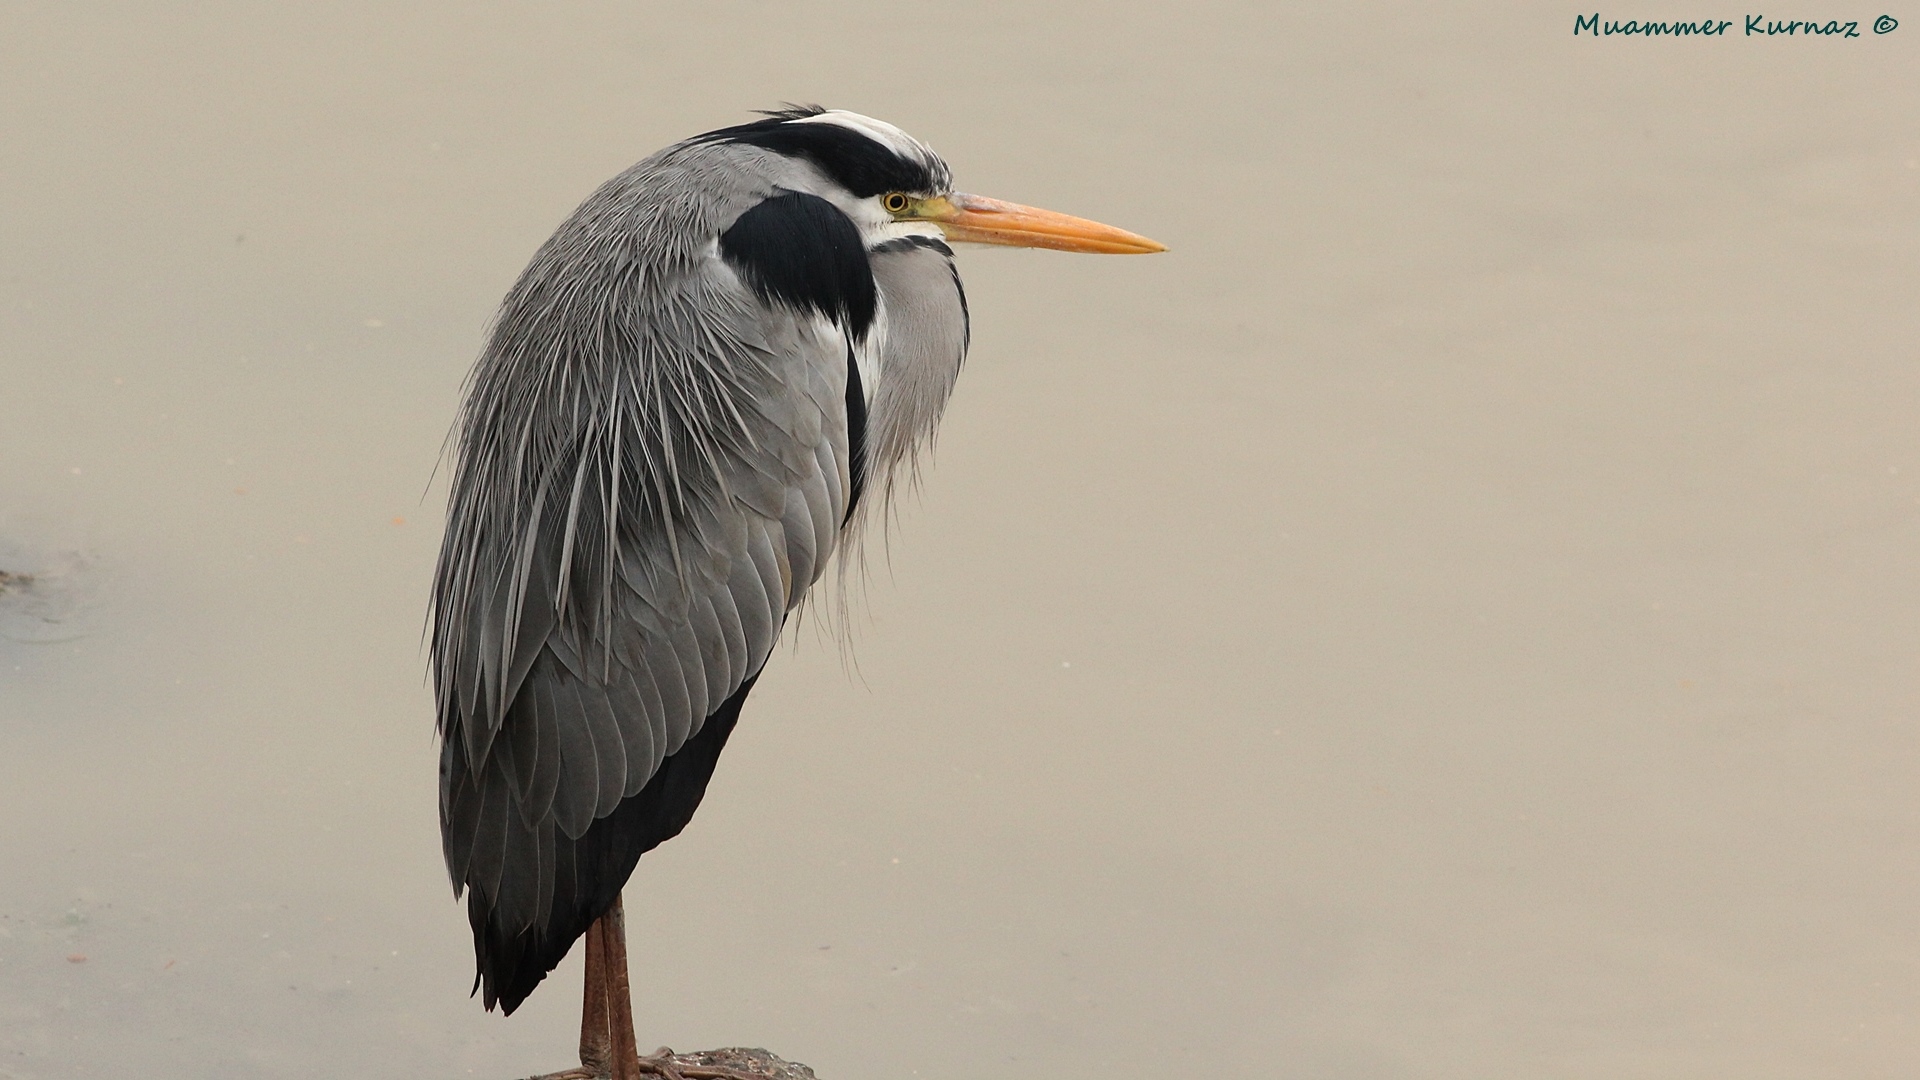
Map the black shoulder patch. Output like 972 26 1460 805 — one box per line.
719 191 877 340
699 118 937 198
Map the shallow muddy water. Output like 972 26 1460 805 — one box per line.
1 4 1917 1078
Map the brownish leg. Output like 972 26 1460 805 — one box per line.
602 894 642 1080
527 906 617 1080
580 913 612 1074
528 890 764 1080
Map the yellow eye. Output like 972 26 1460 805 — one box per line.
882 192 912 214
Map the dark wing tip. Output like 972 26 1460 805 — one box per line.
467 677 762 1017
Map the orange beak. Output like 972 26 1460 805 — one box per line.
916 193 1167 255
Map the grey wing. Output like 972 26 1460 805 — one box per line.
431 256 855 1009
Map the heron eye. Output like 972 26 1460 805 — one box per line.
882 192 912 214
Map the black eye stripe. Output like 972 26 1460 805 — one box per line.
697 115 941 198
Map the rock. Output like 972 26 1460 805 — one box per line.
661 1049 817 1080
520 1048 819 1080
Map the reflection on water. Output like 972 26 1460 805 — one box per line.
2 4 1918 1079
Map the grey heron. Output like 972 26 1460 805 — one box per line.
431 107 1163 1080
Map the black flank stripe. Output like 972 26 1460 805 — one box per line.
719 191 877 341
949 257 971 354
844 342 867 523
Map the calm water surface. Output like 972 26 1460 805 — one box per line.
2 4 1917 1078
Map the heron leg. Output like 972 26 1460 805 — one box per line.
529 892 766 1080
602 893 643 1080
580 907 613 1074
526 897 625 1080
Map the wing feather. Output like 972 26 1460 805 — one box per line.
439 737 482 884
492 791 540 929
532 801 555 930
612 613 669 779
706 568 750 690
467 751 513 905
668 606 713 726
627 661 671 783
526 673 562 826
639 619 695 753
579 682 628 819
811 437 845 563
605 672 656 800
780 457 827 599
731 525 778 670
545 676 599 840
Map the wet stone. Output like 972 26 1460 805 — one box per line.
664 1048 816 1080
518 1048 818 1080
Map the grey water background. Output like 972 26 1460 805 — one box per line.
2 3 1917 1077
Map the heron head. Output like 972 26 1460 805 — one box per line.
709 107 1166 255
